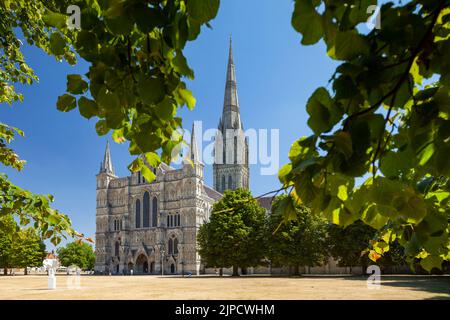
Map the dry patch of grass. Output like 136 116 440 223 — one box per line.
0 275 449 300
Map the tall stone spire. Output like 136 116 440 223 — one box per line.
213 38 249 194
190 123 200 162
100 140 114 175
222 36 242 131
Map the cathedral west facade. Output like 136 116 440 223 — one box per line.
94 40 250 275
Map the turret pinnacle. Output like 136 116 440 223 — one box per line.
190 123 200 162
100 141 114 175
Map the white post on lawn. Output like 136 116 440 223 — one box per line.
43 259 58 290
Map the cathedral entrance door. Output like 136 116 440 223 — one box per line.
136 254 148 274
143 261 149 273
170 263 175 274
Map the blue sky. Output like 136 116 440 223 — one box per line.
1 0 338 245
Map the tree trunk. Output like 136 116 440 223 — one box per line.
3 267 7 275
293 264 300 276
219 268 223 277
232 265 239 277
24 267 28 275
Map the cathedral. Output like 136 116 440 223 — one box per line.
94 40 251 275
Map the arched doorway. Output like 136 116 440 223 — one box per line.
170 263 175 274
136 254 148 274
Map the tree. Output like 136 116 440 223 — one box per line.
10 228 46 275
197 189 266 276
267 196 328 275
57 241 95 270
278 0 450 272
327 220 377 272
0 0 86 245
0 215 17 275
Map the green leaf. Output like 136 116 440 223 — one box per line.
274 195 297 223
138 78 166 105
329 31 369 60
78 97 98 119
418 142 435 166
67 75 88 95
306 87 339 135
141 163 156 183
187 0 220 23
144 152 160 168
155 97 176 121
420 255 443 272
43 11 67 29
49 33 66 56
333 131 353 160
278 163 292 184
128 158 143 172
362 204 390 229
56 94 76 112
130 3 163 33
178 87 196 109
98 90 122 129
76 31 98 57
173 51 194 79
104 7 134 36
292 0 323 45
95 120 110 136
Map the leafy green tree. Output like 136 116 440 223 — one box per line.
57 241 96 270
327 221 376 272
198 189 266 276
377 240 407 271
0 0 86 244
0 215 18 275
278 0 450 272
10 228 46 275
267 196 328 275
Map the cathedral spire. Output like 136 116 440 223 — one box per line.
222 36 242 130
190 123 200 163
100 140 114 175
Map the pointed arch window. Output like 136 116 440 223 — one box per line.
228 175 233 190
168 238 173 255
115 241 120 257
222 175 226 192
152 197 158 227
143 192 150 228
174 238 179 254
135 199 141 228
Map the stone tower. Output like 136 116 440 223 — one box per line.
95 141 117 272
213 38 249 193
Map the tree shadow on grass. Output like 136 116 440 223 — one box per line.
345 275 450 300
